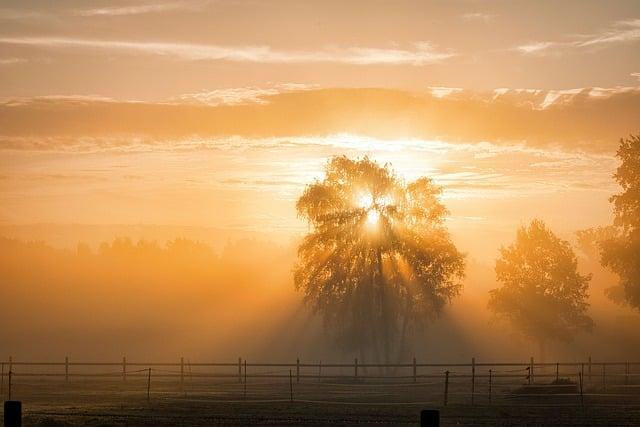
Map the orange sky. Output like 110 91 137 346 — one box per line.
1 0 639 261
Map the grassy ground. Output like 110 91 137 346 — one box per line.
4 378 640 426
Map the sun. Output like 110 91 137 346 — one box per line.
366 209 380 225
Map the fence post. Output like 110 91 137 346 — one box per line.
147 368 151 403
354 358 358 378
581 363 585 388
296 358 300 383
238 357 242 383
530 357 534 384
180 357 184 385
413 357 417 383
579 371 584 407
488 369 492 404
9 356 12 377
556 362 559 382
318 360 322 382
243 360 247 400
65 356 69 382
471 357 476 405
443 370 449 406
8 369 12 401
588 356 592 383
122 356 126 382
289 369 293 402
625 362 629 385
1 362 4 396
602 364 606 392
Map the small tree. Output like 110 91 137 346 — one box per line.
295 156 465 363
488 219 593 360
600 134 640 309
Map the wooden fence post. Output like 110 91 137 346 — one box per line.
1 362 4 396
413 357 417 383
579 371 584 407
238 357 242 383
588 356 592 383
8 356 12 378
530 357 534 384
556 362 559 382
471 357 476 405
602 364 606 392
65 356 69 382
488 369 492 404
581 363 585 387
122 356 126 382
243 360 247 399
8 369 12 401
443 370 449 406
180 357 185 385
296 358 300 383
354 358 358 378
146 368 151 403
289 369 293 402
318 360 322 382
625 362 629 385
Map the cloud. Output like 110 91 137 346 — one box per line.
74 1 209 17
461 12 495 22
172 84 313 106
633 72 640 81
515 18 640 55
0 87 638 153
0 57 26 66
0 36 454 65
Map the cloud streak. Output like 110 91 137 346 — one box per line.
0 37 454 65
516 18 640 55
74 1 209 17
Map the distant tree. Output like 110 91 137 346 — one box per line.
600 134 640 309
295 156 465 363
488 219 593 361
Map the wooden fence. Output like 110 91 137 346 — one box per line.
2 356 639 405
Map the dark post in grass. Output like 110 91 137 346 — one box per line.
602 364 606 392
413 357 417 383
471 357 475 405
122 356 126 382
488 369 492 404
556 362 559 382
7 371 12 401
443 370 449 406
146 368 151 403
296 358 300 383
243 360 247 400
238 357 242 383
289 369 293 402
65 356 69 383
420 409 439 427
588 356 592 383
354 358 358 378
579 371 584 407
4 400 21 427
318 360 322 382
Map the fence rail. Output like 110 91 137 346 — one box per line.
2 356 639 406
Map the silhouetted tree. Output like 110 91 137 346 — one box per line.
488 219 593 361
294 156 465 363
600 134 640 309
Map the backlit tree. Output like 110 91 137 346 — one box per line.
488 219 593 361
294 156 465 363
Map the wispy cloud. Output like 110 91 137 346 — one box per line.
0 57 27 66
461 12 495 23
632 72 640 81
74 1 209 17
0 36 454 65
172 84 313 106
515 18 640 55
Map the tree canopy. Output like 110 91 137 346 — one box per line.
294 156 465 362
488 219 593 359
600 134 640 309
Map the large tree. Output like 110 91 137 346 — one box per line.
294 156 465 363
488 219 593 361
600 134 640 309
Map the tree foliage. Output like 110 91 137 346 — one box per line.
488 220 593 356
294 156 465 361
600 134 640 309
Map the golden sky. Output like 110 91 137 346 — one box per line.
1 0 639 261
